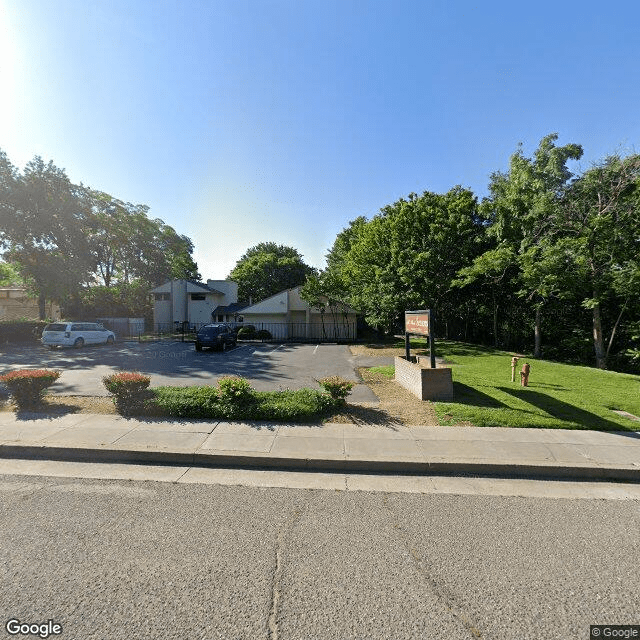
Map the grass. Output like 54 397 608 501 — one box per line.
368 365 395 379
374 339 640 431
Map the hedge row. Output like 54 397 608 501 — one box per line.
102 373 353 421
150 385 337 421
0 321 49 344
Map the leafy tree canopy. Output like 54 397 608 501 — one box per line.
228 242 317 303
0 261 23 287
320 187 485 332
0 149 199 318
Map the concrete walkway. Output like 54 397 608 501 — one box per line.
0 412 639 481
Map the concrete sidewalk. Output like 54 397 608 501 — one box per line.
0 411 638 481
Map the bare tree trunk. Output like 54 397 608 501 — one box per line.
534 306 542 358
605 299 628 362
592 302 606 369
493 302 498 348
38 293 46 321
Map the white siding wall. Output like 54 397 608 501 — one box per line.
241 291 288 314
154 300 171 326
241 313 287 325
153 279 241 327
206 280 238 306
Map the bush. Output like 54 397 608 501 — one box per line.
317 376 354 402
0 321 50 344
237 325 256 339
0 369 61 409
217 376 253 402
150 385 338 422
151 386 220 418
252 388 336 421
102 371 151 415
255 329 272 340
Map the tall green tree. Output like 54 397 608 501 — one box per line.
86 190 199 287
0 153 95 318
228 242 317 303
560 154 640 368
0 149 200 319
301 217 369 316
455 134 583 354
329 187 485 333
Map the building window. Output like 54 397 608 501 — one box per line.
154 293 170 301
191 293 206 301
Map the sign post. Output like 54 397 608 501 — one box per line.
404 309 435 368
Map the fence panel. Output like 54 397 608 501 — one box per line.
146 321 356 343
98 317 145 339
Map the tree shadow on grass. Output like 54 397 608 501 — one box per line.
438 342 508 358
497 386 631 432
529 382 567 390
452 382 507 408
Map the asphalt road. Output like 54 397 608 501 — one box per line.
1 474 638 640
0 342 385 403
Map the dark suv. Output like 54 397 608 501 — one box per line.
195 324 237 352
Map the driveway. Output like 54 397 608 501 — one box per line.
0 341 384 404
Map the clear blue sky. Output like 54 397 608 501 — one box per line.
2 0 639 280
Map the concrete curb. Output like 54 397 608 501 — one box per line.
1 442 638 482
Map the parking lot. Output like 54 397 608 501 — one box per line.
0 341 384 404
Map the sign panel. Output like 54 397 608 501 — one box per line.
405 311 430 337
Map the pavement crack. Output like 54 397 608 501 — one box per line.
174 467 191 483
382 495 485 639
267 501 307 640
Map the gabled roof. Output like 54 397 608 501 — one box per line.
239 289 288 314
212 302 247 315
151 279 224 295
239 285 357 315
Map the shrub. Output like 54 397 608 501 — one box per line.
102 371 151 415
0 369 61 409
151 386 220 418
255 329 272 340
149 385 338 422
253 388 337 421
217 376 253 402
317 376 354 402
237 325 256 339
215 376 255 418
0 321 50 344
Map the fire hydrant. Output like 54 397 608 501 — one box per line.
511 357 519 382
520 363 530 387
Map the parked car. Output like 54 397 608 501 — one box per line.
195 323 237 352
41 322 116 349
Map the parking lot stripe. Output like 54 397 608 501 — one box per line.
267 344 285 354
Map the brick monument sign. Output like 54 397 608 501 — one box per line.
395 309 454 402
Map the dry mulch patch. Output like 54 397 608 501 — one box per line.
0 395 116 415
349 344 422 358
343 367 439 426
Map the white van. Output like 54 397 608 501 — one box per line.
41 322 116 349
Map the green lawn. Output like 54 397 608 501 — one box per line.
382 340 640 431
